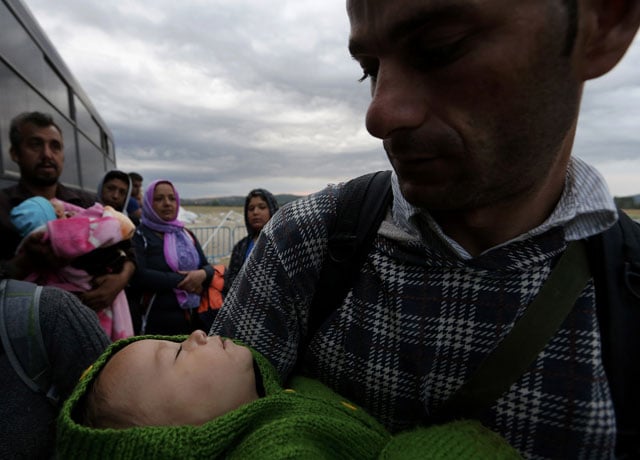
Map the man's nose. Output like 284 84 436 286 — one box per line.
42 142 56 159
365 64 427 139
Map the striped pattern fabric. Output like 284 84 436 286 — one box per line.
213 164 617 459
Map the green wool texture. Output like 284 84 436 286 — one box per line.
56 335 522 459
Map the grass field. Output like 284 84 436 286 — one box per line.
183 205 243 215
182 205 244 228
623 209 640 220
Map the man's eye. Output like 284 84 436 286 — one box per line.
411 40 466 70
352 56 378 83
358 71 371 83
358 66 378 83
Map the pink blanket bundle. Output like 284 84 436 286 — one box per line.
97 291 134 341
46 203 135 258
23 202 136 341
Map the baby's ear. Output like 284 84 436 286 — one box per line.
576 0 640 80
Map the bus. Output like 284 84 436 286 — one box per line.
0 0 115 192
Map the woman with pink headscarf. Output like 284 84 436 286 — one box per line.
129 180 214 335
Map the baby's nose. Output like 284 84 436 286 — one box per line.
186 329 208 346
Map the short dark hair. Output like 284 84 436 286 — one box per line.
128 172 143 182
9 111 62 152
103 170 130 186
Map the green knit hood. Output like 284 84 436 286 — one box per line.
57 335 522 459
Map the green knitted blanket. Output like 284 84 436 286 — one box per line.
56 336 522 459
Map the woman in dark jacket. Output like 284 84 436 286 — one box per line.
130 180 214 335
223 189 279 296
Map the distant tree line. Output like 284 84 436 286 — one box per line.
614 194 640 209
182 194 304 207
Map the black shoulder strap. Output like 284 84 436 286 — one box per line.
0 279 57 404
304 170 392 346
587 211 640 457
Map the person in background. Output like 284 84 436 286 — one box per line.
129 180 214 335
56 330 521 460
0 112 135 312
212 1 640 458
10 196 135 340
126 172 143 226
223 189 278 296
98 170 131 213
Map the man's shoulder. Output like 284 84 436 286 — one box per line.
1 183 27 205
267 184 339 234
595 211 640 251
1 183 20 195
126 197 140 212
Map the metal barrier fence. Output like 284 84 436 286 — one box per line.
188 224 247 263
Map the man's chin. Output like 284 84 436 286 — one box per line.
399 181 471 211
31 175 59 187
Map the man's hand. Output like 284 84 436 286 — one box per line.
177 269 206 295
79 260 135 311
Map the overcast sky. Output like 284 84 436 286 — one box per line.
24 1 640 198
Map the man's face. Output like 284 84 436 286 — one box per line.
101 178 129 211
347 0 582 211
10 123 64 187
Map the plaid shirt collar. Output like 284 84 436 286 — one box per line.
390 156 618 259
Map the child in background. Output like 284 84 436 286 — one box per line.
10 196 135 340
56 330 522 459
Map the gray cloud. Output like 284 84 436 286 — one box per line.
24 1 640 197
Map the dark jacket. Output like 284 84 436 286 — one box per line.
129 224 214 335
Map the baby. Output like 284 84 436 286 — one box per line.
56 331 522 459
10 196 135 340
84 330 259 428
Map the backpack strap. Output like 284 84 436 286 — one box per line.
0 279 57 404
436 240 591 421
587 211 640 457
302 170 392 353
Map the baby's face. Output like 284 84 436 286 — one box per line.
101 330 258 426
50 198 66 218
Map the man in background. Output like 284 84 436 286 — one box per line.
98 169 131 213
127 171 143 225
0 111 135 311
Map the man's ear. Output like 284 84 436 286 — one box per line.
577 0 640 80
9 146 19 163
